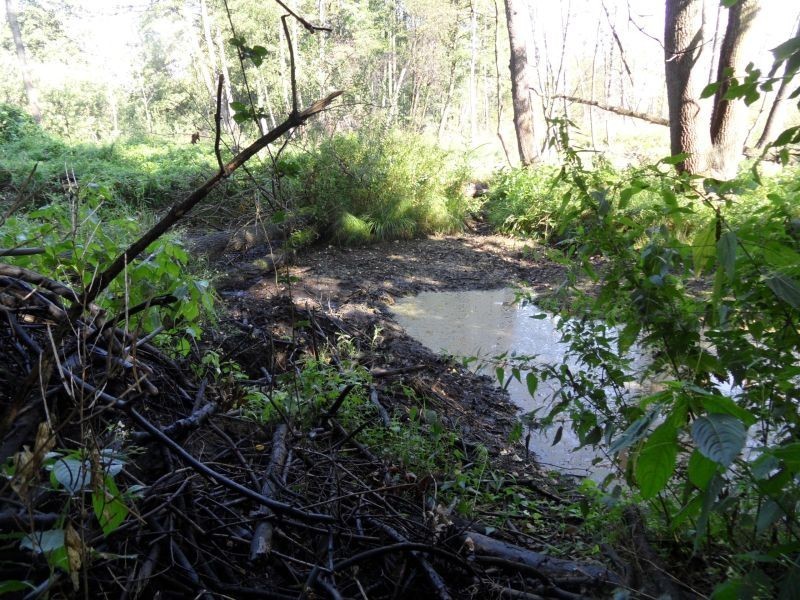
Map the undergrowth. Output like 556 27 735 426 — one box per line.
280 130 472 244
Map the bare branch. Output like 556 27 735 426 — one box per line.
214 74 225 173
282 15 299 115
553 94 669 126
272 0 331 33
77 90 342 310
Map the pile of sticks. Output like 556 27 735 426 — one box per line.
0 264 623 599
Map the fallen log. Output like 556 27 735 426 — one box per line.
250 424 290 560
459 530 622 587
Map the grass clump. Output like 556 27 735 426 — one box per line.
288 130 470 244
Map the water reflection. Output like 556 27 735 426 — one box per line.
392 288 615 478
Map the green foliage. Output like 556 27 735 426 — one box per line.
0 103 38 142
0 111 217 207
0 187 215 344
494 119 800 595
288 131 470 244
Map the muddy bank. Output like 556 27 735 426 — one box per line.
214 232 570 454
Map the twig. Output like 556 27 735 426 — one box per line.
272 0 331 33
367 517 452 600
368 386 391 427
282 16 299 115
127 407 335 523
130 402 217 442
250 424 290 560
323 383 356 420
0 247 45 257
369 365 426 378
215 74 225 173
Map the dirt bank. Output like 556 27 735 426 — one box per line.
214 232 569 454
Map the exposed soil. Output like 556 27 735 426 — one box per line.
214 232 569 455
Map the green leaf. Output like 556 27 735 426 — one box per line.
617 320 640 354
661 152 690 165
525 372 538 397
766 274 800 309
773 126 800 147
20 529 65 554
692 219 718 275
93 475 129 536
495 367 504 386
701 82 720 98
702 394 756 426
552 425 563 446
691 414 746 467
756 499 783 534
771 443 800 471
635 424 679 499
717 230 737 279
0 580 33 594
51 457 90 494
688 449 718 490
609 411 656 454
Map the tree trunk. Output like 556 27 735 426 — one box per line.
708 0 759 178
754 20 800 150
5 0 41 123
469 0 478 144
664 0 711 174
503 0 537 165
665 0 760 177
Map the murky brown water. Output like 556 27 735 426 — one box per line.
392 288 615 478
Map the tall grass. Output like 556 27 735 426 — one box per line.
287 130 471 244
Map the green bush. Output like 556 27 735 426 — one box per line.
290 130 470 244
1 185 214 350
0 103 39 142
494 132 800 596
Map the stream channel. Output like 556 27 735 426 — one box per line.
392 288 625 481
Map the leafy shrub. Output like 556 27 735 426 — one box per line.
1 185 214 347
0 103 38 142
289 130 470 244
497 128 800 595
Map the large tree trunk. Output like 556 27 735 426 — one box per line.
708 0 759 178
664 0 711 174
5 0 41 123
665 0 760 178
503 0 537 166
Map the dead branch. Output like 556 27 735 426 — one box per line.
459 530 623 586
214 74 225 173
250 423 290 560
553 94 669 126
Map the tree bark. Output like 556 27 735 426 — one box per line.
503 0 537 165
708 0 759 178
754 20 800 150
664 0 711 174
665 0 760 177
5 0 41 123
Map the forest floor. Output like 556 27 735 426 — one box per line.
214 231 568 455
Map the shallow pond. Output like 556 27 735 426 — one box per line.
391 288 618 478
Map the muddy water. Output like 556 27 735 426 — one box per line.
392 288 617 479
